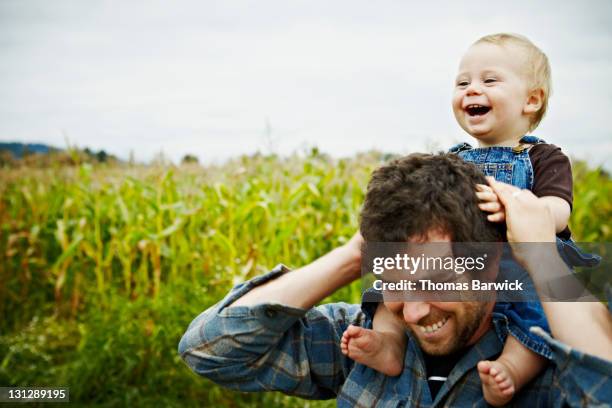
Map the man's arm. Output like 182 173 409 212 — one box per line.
178 234 364 398
488 177 612 361
476 187 570 233
232 233 363 308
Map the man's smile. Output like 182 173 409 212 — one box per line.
418 315 449 336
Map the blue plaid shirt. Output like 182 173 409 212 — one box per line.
179 265 612 407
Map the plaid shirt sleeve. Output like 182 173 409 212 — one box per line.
178 264 364 399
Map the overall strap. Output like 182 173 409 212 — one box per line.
513 135 547 154
448 142 473 154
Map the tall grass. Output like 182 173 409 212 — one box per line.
0 151 609 406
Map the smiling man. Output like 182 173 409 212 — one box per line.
178 153 612 407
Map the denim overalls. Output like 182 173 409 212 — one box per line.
449 135 600 359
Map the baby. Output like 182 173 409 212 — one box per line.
341 33 596 406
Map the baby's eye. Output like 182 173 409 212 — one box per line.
484 78 497 84
456 80 469 87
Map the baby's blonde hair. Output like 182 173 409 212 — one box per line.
475 33 552 132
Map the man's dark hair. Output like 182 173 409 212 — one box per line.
360 153 504 242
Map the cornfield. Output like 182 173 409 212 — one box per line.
0 151 610 406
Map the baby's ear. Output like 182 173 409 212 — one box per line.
524 88 544 114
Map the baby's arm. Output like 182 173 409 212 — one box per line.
477 185 569 233
340 303 407 376
539 196 570 233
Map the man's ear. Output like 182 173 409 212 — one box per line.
524 88 544 114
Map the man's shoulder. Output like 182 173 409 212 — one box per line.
309 302 367 331
314 301 364 318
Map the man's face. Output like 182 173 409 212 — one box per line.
383 231 494 355
384 300 493 355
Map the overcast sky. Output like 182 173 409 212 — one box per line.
1 0 611 167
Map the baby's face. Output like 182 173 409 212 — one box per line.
452 42 533 145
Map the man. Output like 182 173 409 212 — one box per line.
179 153 612 407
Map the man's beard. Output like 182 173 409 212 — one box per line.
450 302 489 354
412 302 489 356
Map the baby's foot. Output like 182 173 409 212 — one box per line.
340 325 404 376
477 360 516 406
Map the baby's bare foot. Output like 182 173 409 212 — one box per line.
477 360 516 406
340 325 404 376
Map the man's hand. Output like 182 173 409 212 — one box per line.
487 177 557 270
478 182 570 235
343 231 364 277
486 177 555 244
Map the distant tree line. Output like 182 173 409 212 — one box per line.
0 142 206 168
0 142 120 168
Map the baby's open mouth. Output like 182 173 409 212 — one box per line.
465 104 491 116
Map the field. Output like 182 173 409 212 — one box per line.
1 151 610 407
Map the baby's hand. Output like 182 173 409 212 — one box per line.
476 184 505 222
